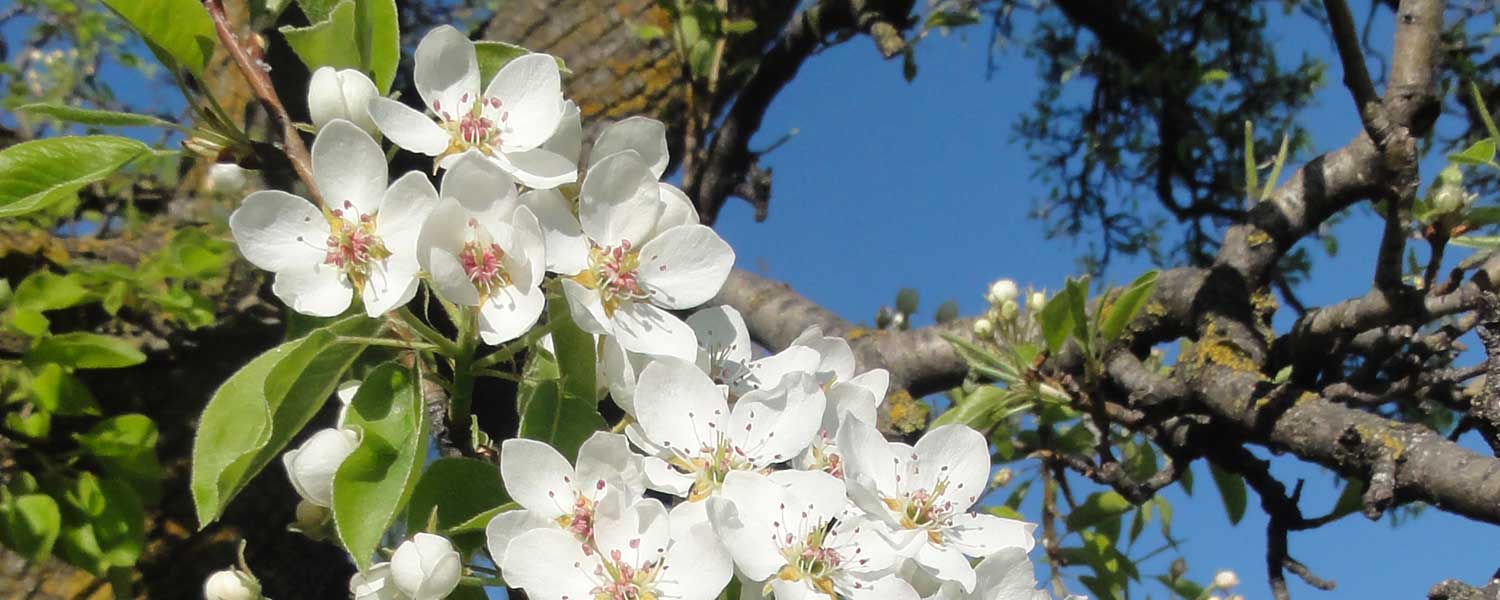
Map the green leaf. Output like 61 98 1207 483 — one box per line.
519 302 606 460
0 136 148 218
296 0 342 21
191 316 378 527
0 494 61 562
1066 491 1132 532
635 24 667 41
1100 270 1159 342
475 42 570 84
74 414 162 503
939 333 1019 383
1463 207 1500 227
1209 464 1247 525
354 0 399 92
932 386 1009 429
1331 478 1365 519
29 363 101 416
1202 69 1230 84
16 103 181 130
101 0 216 77
54 474 145 573
1155 574 1206 600
1450 235 1500 250
1472 82 1500 145
6 309 49 338
723 18 756 34
405 458 508 554
1039 284 1076 353
280 0 362 74
1065 276 1091 349
332 361 426 571
14 272 89 313
28 333 146 370
1448 139 1497 166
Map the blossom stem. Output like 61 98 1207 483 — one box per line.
393 307 460 356
449 307 481 450
471 318 558 371
332 335 437 352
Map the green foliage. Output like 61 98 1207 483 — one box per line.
0 135 149 218
16 103 182 130
100 0 216 77
407 458 510 553
474 41 571 83
1099 270 1159 342
1209 464 1248 525
280 0 400 92
332 361 427 571
0 493 61 562
191 316 380 527
27 332 146 369
518 301 605 461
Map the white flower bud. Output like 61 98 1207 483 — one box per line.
307 67 380 137
207 164 248 194
390 533 462 600
890 312 906 329
204 569 260 600
973 318 994 338
294 499 331 530
1028 291 1046 311
1208 596 1224 600
990 467 1012 488
1213 570 1240 589
282 428 360 507
999 300 1019 320
988 279 1018 305
351 563 402 600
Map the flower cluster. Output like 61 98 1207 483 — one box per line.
219 25 1061 600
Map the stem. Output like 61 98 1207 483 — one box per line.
394 307 460 356
201 0 322 205
472 318 558 371
448 307 480 450
475 368 521 382
333 335 437 351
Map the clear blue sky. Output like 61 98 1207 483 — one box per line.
714 6 1495 599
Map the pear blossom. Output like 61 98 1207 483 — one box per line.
308 66 379 136
707 470 917 600
230 120 437 317
350 563 402 600
600 305 761 414
390 533 462 600
204 569 261 600
486 432 647 566
366 25 575 188
558 151 733 360
416 154 547 345
627 358 825 502
207 163 249 194
837 418 1035 591
925 549 1052 600
282 427 360 507
801 367 890 478
502 497 731 600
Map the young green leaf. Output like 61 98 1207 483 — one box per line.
1100 270 1159 342
74 414 162 503
1066 491 1132 532
1447 139 1497 167
1039 284 1076 353
13 272 89 313
1209 464 1248 525
0 494 61 562
17 104 182 130
280 0 362 73
332 361 427 571
0 136 149 218
519 302 605 461
475 41 571 84
190 316 378 527
101 0 217 77
27 333 146 370
354 0 399 92
404 458 509 554
29 363 101 416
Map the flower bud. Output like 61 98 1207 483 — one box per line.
890 312 906 329
973 318 994 338
308 67 380 137
351 563 401 600
1028 291 1046 311
1429 165 1472 214
204 569 260 600
390 533 462 600
999 300 1019 320
207 163 248 194
295 499 331 530
282 428 360 507
1213 570 1240 589
987 279 1018 305
990 467 1012 488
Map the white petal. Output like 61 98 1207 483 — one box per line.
601 336 642 414
368 97 450 156
824 382 880 435
729 373 826 466
505 205 546 290
416 198 481 306
542 100 583 164
661 521 734 600
494 147 578 189
439 152 519 224
771 579 823 600
767 469 846 525
576 431 646 499
391 533 461 600
913 542 976 592
501 528 598 600
307 67 346 131
414 25 479 116
312 119 387 216
349 563 401 600
792 329 857 383
283 428 359 507
739 346 821 393
655 182 699 235
229 190 328 272
487 53 564 150
944 513 1035 557
633 357 727 454
478 282 546 345
273 264 353 317
914 425 990 512
612 301 698 360
590 116 669 178
641 455 695 496
637 224 734 310
970 548 1046 600
837 416 902 497
361 262 418 317
579 151 662 248
687 305 752 365
500 438 577 519
595 498 672 569
706 474 785 582
484 508 549 568
519 188 588 275
847 576 920 600
377 171 441 256
849 369 891 404
561 278 611 335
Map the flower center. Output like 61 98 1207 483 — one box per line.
882 478 956 543
324 201 389 291
458 218 513 300
592 549 664 600
804 432 844 479
577 241 647 316
434 94 509 159
766 509 865 598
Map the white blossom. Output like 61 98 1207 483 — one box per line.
1213 570 1240 589
925 548 1051 600
366 25 575 188
308 66 379 137
416 154 547 344
502 497 731 600
390 533 462 600
486 432 647 566
350 563 402 600
282 427 360 508
837 418 1035 591
204 569 260 600
230 120 437 317
207 163 249 194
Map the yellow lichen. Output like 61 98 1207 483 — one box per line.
880 389 928 435
1246 230 1273 247
1190 319 1259 373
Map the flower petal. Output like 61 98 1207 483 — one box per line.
414 25 479 115
500 438 577 519
478 282 546 345
913 424 989 512
501 528 598 600
561 278 611 335
273 264 353 317
601 335 643 414
661 521 733 600
944 513 1035 557
729 372 825 466
439 152 519 224
494 147 578 189
503 205 546 291
970 548 1048 600
611 301 697 360
836 416 902 498
368 97 450 156
590 116 669 178
542 100 582 164
708 472 788 582
687 305 752 365
767 469 847 526
487 53 564 150
484 508 549 572
641 455 695 496
579 151 661 248
637 224 734 309
912 542 976 593
312 119 388 215
576 431 646 500
519 188 588 274
230 190 328 272
416 198 481 306
655 182 699 234
633 357 727 454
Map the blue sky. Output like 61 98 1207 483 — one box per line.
714 5 1496 599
